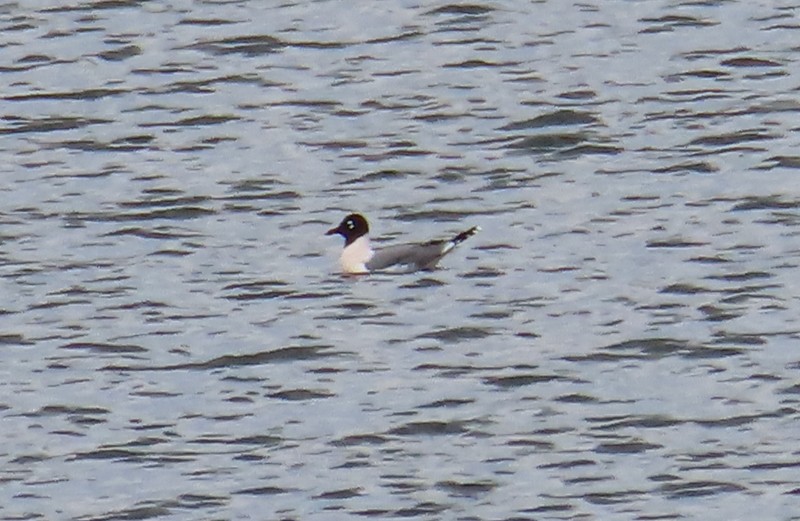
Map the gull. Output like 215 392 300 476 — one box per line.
326 213 480 274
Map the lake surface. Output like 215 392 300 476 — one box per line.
2 1 799 520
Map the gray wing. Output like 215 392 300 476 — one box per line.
366 241 447 271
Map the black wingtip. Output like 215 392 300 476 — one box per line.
451 225 481 245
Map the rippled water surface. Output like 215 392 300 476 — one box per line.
2 1 800 520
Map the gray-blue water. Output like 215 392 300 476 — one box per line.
2 1 799 520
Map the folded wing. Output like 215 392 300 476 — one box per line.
365 225 480 272
366 241 447 271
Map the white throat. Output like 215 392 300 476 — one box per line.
340 235 374 274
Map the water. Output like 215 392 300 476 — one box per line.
2 1 799 519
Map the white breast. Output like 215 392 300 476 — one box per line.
339 236 374 274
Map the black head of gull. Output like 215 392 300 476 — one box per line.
325 213 369 246
326 213 480 274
